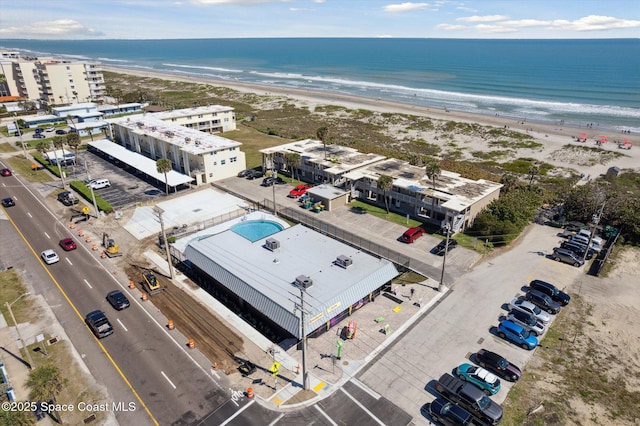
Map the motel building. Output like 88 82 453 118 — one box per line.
261 139 502 233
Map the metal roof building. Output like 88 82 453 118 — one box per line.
183 223 399 339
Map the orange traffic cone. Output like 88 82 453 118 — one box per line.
188 338 195 349
247 387 254 399
167 319 175 330
141 292 148 301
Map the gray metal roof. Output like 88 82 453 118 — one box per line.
88 139 193 186
184 223 398 339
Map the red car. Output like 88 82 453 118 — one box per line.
1 168 12 177
288 184 313 198
401 227 425 243
59 238 77 251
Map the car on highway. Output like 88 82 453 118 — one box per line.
401 227 425 243
288 184 313 198
497 320 538 350
106 290 130 311
55 129 67 135
430 238 458 255
32 132 46 139
506 308 546 336
509 298 551 325
455 363 501 395
59 238 77 251
1 197 15 207
423 398 475 426
40 249 60 265
552 247 586 267
528 279 571 306
84 310 114 338
1 168 12 177
474 349 522 382
525 289 562 314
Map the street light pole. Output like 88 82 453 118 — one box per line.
154 207 175 279
438 224 451 292
14 120 28 160
6 292 34 369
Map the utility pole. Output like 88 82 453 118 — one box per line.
583 201 606 262
6 293 34 369
154 207 175 279
292 285 310 390
272 168 278 217
14 120 28 160
438 223 451 292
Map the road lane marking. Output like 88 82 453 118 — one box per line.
44 231 49 238
27 212 32 218
65 258 73 266
350 378 381 400
314 406 338 426
84 279 92 289
218 399 254 426
267 413 285 426
339 388 385 426
161 371 176 389
117 318 128 332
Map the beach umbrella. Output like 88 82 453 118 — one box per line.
599 135 608 143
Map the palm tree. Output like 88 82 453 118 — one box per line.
528 165 540 185
500 173 518 193
26 364 67 423
377 174 394 214
66 131 81 168
425 160 441 218
0 407 35 425
284 152 301 181
316 126 329 160
156 158 173 195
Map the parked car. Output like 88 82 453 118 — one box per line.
106 290 130 311
57 191 79 206
1 197 15 207
577 228 604 246
435 373 503 425
568 235 601 252
430 238 458 255
288 184 312 198
561 240 594 260
246 170 264 180
55 129 67 135
59 238 77 251
85 310 114 338
40 249 60 265
509 298 551 325
525 289 562 314
45 127 55 132
506 309 546 336
261 176 286 186
401 227 425 243
14 130 23 136
1 168 12 177
455 363 501 395
497 320 538 350
32 133 46 139
564 221 586 232
424 398 475 426
529 279 571 306
474 349 522 382
237 169 252 177
552 247 586 267
35 128 43 133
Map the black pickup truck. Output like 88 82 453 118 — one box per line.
435 373 503 425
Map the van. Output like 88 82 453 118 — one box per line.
401 227 424 243
577 229 603 246
89 179 111 189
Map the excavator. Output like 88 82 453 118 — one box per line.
102 233 122 257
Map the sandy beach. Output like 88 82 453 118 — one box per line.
101 65 640 179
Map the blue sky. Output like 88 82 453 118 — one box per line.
1 0 639 39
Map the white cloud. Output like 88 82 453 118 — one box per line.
383 2 429 13
189 0 288 4
554 15 640 31
475 24 517 34
435 23 466 31
457 15 508 23
0 19 103 37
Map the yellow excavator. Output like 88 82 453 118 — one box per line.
102 233 122 257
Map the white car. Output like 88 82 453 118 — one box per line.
508 298 551 325
45 126 55 132
41 249 60 265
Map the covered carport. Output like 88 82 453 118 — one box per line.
88 139 194 191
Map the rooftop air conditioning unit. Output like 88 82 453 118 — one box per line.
185 137 191 143
296 275 313 289
336 255 353 269
265 238 280 251
151 126 157 131
165 131 174 137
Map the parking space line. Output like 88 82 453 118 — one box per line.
117 318 128 332
44 231 50 238
65 258 73 266
314 405 338 426
83 279 93 289
350 378 381 400
339 388 385 426
161 371 176 389
267 413 285 426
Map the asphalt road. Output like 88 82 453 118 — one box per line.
0 168 227 425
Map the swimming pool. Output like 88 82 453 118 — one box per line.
230 220 284 242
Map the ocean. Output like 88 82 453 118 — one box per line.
1 38 638 131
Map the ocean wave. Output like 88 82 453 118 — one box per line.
163 63 243 74
97 57 130 63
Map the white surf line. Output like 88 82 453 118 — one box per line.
83 279 93 289
339 388 385 426
350 378 381 400
117 319 128 332
314 405 338 426
43 231 49 238
161 371 176 389
267 413 285 426
218 399 255 426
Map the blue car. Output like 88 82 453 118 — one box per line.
455 363 501 395
497 320 538 350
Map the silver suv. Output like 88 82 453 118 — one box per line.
552 247 585 267
507 309 546 336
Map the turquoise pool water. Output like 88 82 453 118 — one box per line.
231 220 284 242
